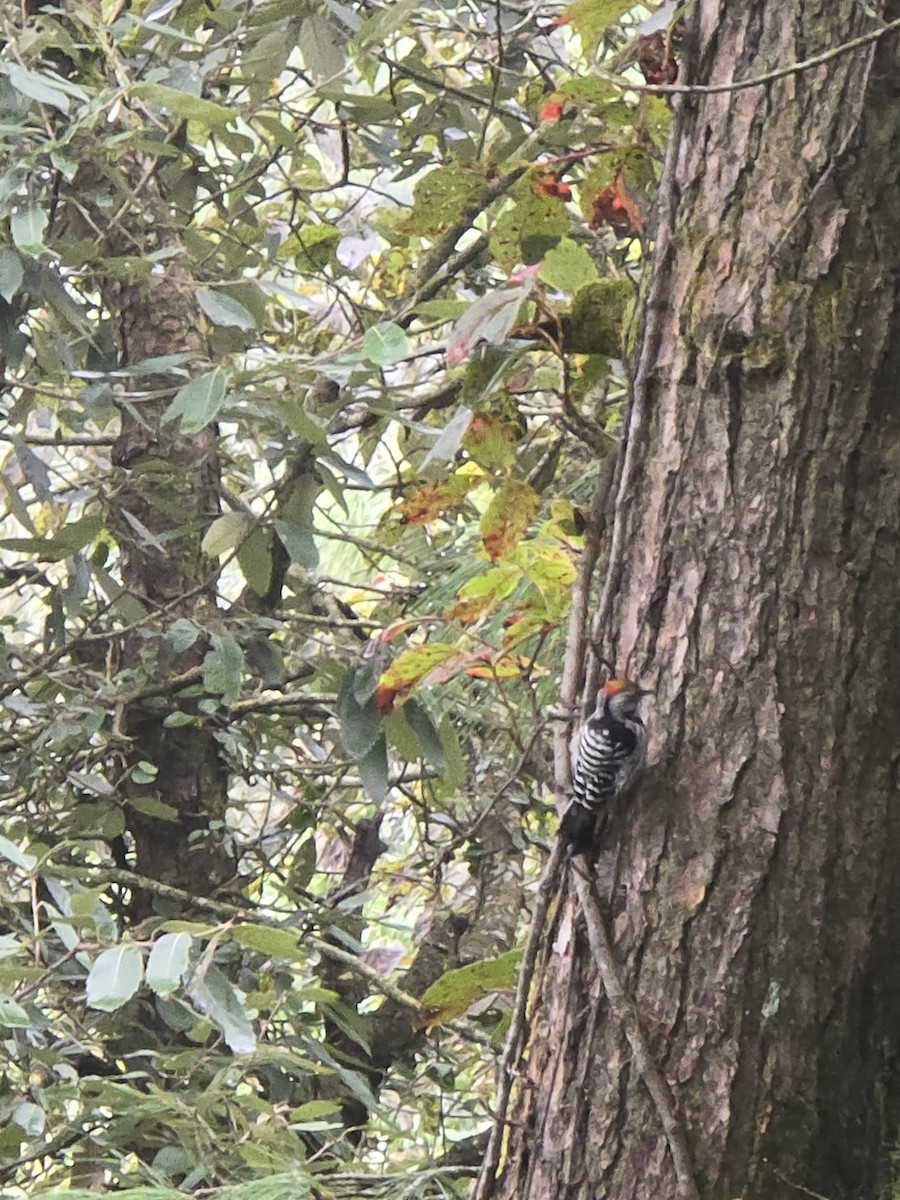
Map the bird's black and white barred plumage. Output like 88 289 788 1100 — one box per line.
561 680 648 853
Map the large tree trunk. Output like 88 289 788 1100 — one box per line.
492 4 900 1198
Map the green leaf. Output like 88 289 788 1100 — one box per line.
337 669 383 759
565 0 635 52
160 920 219 935
0 513 103 563
67 770 116 798
196 288 256 330
187 964 256 1055
130 760 158 785
292 1099 342 1121
540 239 599 293
438 716 466 791
4 62 74 111
420 407 474 471
412 299 470 320
404 698 446 769
375 643 460 701
419 950 523 1027
60 514 105 552
132 83 235 129
10 207 48 256
165 617 201 652
162 711 196 728
202 510 254 559
146 932 192 996
274 519 319 569
280 400 329 447
203 632 245 703
363 321 410 365
0 249 24 302
358 734 389 801
404 161 489 238
127 795 179 821
352 661 380 705
0 993 30 1027
354 0 419 46
0 835 37 872
85 944 144 1012
480 479 540 561
12 1100 45 1136
0 934 25 960
298 12 347 81
119 507 166 552
163 368 228 433
231 924 301 958
236 525 274 597
306 1040 378 1113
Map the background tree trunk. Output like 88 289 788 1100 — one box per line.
494 4 900 1198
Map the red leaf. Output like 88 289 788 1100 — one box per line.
534 171 572 202
588 174 645 236
374 684 398 714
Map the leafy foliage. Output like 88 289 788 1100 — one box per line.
0 0 668 1192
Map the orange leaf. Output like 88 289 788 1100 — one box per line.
537 14 570 31
445 595 496 625
462 414 519 471
466 654 543 680
396 475 475 524
371 616 444 646
480 480 539 562
376 643 461 712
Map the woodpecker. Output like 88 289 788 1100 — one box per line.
560 679 650 853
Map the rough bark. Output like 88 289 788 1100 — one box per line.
88 164 235 910
494 4 900 1199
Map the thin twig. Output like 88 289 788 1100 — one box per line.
393 169 526 322
572 864 699 1200
471 838 563 1200
611 15 900 97
36 863 489 1041
0 1120 109 1184
437 720 548 868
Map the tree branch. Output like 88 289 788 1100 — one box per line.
471 837 562 1200
572 863 699 1200
611 14 900 97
